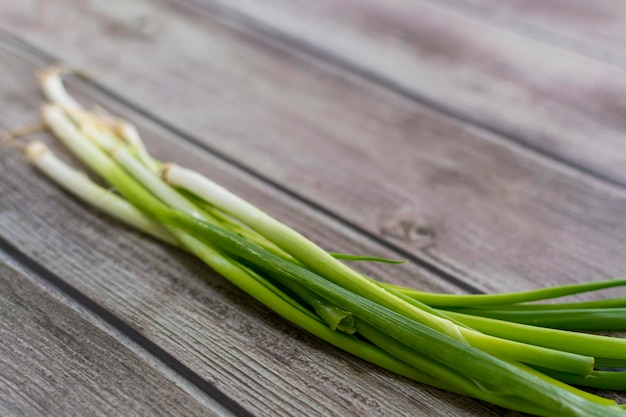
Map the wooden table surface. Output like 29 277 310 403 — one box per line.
1 1 626 416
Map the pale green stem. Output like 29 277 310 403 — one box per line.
163 164 466 341
41 102 443 386
446 311 626 363
388 278 626 307
39 67 159 173
24 140 177 245
457 326 593 375
116 121 160 173
38 67 83 110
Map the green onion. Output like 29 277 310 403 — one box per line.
327 252 405 264
445 311 626 367
446 307 626 330
387 278 626 307
21 67 626 417
24 140 177 245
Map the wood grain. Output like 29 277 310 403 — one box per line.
183 0 626 185
1 0 625 295
0 44 509 416
0 257 226 417
435 0 626 67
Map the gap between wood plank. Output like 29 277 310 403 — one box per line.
176 0 626 190
0 251 233 417
0 29 484 295
0 235 254 417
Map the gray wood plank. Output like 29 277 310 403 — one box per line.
1 0 625 295
0 257 227 417
95 0 626 186
432 0 626 68
0 43 504 416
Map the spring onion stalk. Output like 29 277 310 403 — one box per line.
163 164 467 342
445 311 626 365
24 140 177 245
38 66 84 110
534 368 626 391
41 104 352 334
39 118 604 410
163 205 593 376
39 67 159 172
87 113 588 375
280 279 356 334
50 104 295 260
458 297 626 310
446 307 626 330
375 282 595 373
24 67 626 416
36 107 450 387
327 253 405 264
161 166 614 375
385 278 626 307
113 121 160 173
228 246 618 416
353 320 607 411
175 230 445 386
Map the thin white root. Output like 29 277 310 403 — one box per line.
2 123 48 151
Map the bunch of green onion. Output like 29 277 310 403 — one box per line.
21 67 626 416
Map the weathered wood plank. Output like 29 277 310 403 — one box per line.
170 0 626 185
0 44 504 416
0 257 227 417
1 0 625 294
436 0 626 67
